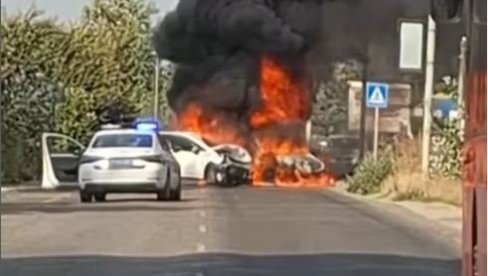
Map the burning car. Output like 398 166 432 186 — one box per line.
253 152 332 187
159 131 252 187
153 1 336 188
212 144 253 186
276 154 326 175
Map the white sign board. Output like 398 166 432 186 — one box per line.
399 22 424 70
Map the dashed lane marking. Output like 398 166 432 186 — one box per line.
41 194 71 204
199 224 207 234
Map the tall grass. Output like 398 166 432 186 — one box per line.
381 137 462 206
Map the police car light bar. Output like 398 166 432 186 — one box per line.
101 124 123 130
133 117 161 132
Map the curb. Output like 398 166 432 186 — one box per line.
1 187 14 193
1 185 73 193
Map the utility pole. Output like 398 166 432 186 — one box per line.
359 63 368 161
457 36 467 141
421 15 437 175
154 56 160 119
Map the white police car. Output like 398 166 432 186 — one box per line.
41 119 181 202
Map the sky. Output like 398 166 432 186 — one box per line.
1 0 179 25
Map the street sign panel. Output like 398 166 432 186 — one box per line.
367 82 389 109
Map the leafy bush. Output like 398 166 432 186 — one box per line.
430 119 462 178
347 147 394 195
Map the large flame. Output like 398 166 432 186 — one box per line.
174 56 335 188
250 57 335 188
250 57 310 128
176 103 247 147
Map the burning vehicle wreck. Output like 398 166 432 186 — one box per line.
212 144 253 186
154 0 336 188
160 131 252 187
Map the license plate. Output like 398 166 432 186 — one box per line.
109 159 133 168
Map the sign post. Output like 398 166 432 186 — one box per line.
366 82 389 160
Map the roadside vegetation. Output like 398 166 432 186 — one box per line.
346 77 462 206
1 0 170 184
347 135 461 206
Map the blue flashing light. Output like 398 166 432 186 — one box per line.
133 117 161 132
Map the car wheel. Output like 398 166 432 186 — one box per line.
171 177 182 201
157 186 171 201
204 164 217 185
80 190 93 203
157 169 172 201
205 164 225 185
94 193 106 202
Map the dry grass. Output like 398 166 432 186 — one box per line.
380 137 462 206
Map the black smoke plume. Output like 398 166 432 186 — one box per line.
153 0 324 125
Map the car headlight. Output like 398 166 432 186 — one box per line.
93 159 110 170
216 172 224 182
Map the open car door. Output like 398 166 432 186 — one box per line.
160 133 207 179
41 133 86 189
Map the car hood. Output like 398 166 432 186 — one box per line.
212 144 252 165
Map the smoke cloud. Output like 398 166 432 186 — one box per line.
153 0 324 120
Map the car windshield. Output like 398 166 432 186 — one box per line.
92 134 153 148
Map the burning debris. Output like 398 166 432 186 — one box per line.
153 0 335 188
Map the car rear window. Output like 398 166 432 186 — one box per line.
92 134 153 148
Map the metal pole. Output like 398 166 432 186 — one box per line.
457 36 467 141
359 64 368 161
154 57 160 118
421 15 436 175
373 107 379 160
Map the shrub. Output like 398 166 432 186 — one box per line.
347 147 394 195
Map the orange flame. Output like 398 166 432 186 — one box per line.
250 57 310 128
249 57 335 188
175 103 246 147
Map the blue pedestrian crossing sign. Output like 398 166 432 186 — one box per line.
366 82 389 109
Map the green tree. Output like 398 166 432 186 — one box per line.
311 60 361 137
1 0 169 183
55 0 161 144
1 9 69 182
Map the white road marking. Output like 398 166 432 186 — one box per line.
196 243 206 253
199 224 207 234
195 273 204 276
200 210 206 218
42 194 69 203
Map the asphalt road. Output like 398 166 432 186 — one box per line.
1 185 460 276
